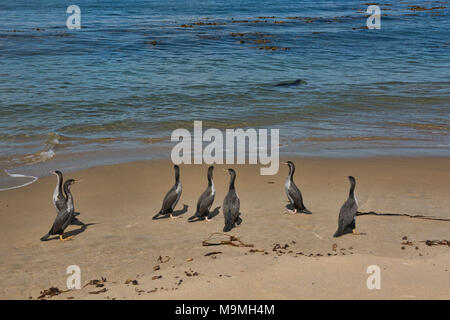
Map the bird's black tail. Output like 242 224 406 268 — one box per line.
301 207 312 214
152 210 163 220
188 213 199 221
70 217 85 226
223 214 234 232
333 229 342 238
40 233 50 241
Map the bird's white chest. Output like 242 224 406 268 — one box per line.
176 182 182 194
211 182 215 196
285 179 291 192
53 187 59 203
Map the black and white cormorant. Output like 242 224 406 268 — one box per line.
52 170 66 212
189 166 215 221
333 176 359 237
41 179 77 241
222 168 242 232
153 165 182 219
52 170 83 225
283 161 312 214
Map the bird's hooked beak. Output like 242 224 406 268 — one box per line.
74 179 83 183
282 162 288 165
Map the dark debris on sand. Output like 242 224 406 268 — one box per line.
205 251 222 256
185 269 199 277
125 279 139 285
37 287 68 299
157 255 171 263
202 233 254 248
83 277 107 288
89 287 107 294
423 240 450 247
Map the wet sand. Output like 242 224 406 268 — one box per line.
0 157 449 300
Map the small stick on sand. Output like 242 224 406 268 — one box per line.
356 211 450 222
204 251 222 256
420 240 449 246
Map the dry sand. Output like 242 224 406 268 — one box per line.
0 157 449 300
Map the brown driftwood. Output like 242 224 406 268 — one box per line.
356 211 450 222
202 232 254 248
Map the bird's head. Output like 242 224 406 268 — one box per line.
282 161 295 174
348 176 356 185
63 179 77 191
52 170 62 177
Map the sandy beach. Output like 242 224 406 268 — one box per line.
0 157 449 300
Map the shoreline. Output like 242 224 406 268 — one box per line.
0 156 449 299
3 152 450 191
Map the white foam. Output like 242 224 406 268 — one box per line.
39 149 55 161
0 170 38 191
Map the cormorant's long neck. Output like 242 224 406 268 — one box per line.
207 171 213 187
229 174 236 191
175 170 180 185
288 166 295 182
64 185 74 210
56 174 63 196
349 182 356 199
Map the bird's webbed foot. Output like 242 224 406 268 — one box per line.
59 235 73 241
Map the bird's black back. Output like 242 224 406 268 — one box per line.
288 181 306 210
334 176 358 237
196 186 215 218
161 184 180 214
223 189 240 232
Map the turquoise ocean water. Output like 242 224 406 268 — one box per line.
0 0 449 188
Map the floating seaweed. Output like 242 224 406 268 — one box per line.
409 6 446 11
145 40 160 46
352 26 369 30
258 46 289 51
